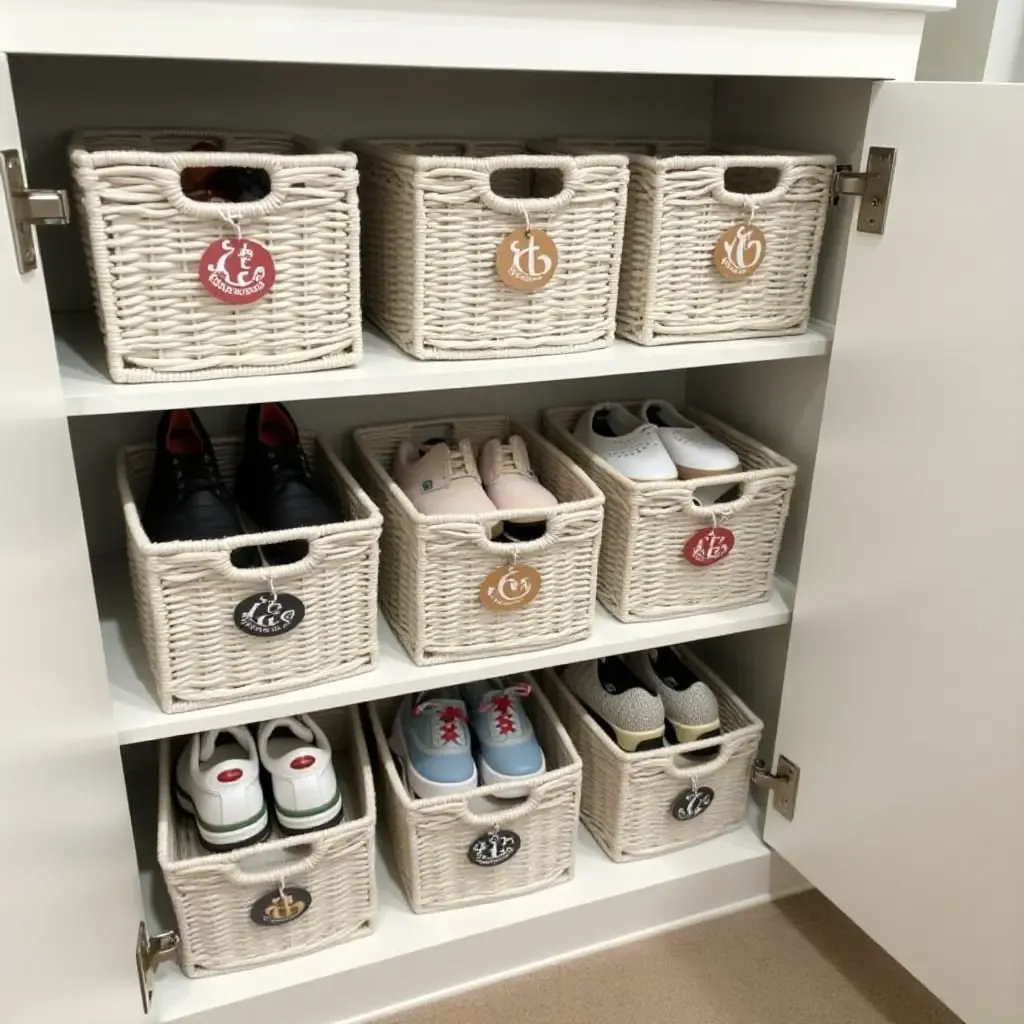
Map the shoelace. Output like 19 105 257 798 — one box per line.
171 453 225 500
413 699 467 744
266 445 313 495
446 442 474 481
478 681 532 736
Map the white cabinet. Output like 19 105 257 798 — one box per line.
0 4 1019 1023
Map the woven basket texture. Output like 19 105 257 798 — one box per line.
119 433 381 712
70 129 362 382
355 140 628 360
552 139 834 345
352 415 604 665
157 706 376 977
543 404 795 621
543 654 763 862
367 676 582 913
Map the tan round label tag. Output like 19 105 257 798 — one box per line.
713 223 766 281
496 229 558 292
480 563 541 612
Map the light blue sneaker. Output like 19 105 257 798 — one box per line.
462 677 546 797
389 690 478 799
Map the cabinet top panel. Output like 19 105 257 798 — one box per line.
2 0 951 80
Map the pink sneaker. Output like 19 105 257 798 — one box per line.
394 439 498 519
479 436 558 524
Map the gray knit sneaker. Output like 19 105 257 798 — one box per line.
562 659 665 752
622 647 721 746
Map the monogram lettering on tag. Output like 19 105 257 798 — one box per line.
496 229 558 292
480 564 542 612
250 886 312 926
713 224 766 281
671 786 715 822
199 237 276 304
233 592 305 637
468 829 521 867
683 527 735 567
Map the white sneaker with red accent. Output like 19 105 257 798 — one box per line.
462 677 546 797
256 716 344 834
174 727 270 852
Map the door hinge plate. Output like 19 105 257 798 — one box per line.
831 146 896 236
1 148 71 274
136 921 179 1014
752 754 800 821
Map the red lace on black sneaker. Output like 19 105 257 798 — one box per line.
478 682 532 736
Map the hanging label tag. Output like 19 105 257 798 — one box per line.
234 592 305 637
683 527 735 567
480 563 541 612
468 829 521 867
713 224 766 281
250 886 312 926
199 237 276 305
671 786 715 822
496 229 558 291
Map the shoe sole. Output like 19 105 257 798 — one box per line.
478 751 547 799
585 710 665 753
666 721 723 758
276 794 345 836
668 717 721 743
174 788 272 853
676 464 741 480
389 716 478 799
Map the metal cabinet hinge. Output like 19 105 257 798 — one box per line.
136 921 179 1014
1 148 70 275
831 146 896 236
752 754 800 821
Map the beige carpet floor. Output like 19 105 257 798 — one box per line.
388 891 961 1024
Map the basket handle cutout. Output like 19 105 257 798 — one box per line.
458 789 542 826
711 157 798 208
223 840 325 885
164 149 288 220
478 155 578 216
209 529 333 581
663 743 733 780
431 511 576 554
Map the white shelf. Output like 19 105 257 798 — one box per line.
146 810 808 1023
57 315 831 417
7 0 947 80
100 561 793 745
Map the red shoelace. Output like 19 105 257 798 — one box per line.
413 701 467 744
479 682 532 736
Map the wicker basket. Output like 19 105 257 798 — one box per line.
553 139 834 345
119 433 381 712
356 140 628 360
543 654 763 862
544 404 795 621
71 129 362 383
367 676 582 912
157 706 376 977
353 415 604 665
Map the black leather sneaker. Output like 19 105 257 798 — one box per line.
235 403 342 564
142 410 252 553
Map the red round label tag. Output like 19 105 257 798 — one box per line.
199 237 276 305
683 527 735 567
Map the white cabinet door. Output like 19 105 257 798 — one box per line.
0 55 147 1022
767 81 1024 1024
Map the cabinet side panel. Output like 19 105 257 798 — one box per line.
0 56 145 1024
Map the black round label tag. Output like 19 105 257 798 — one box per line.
467 829 521 867
234 592 305 638
671 786 715 822
250 886 312 926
